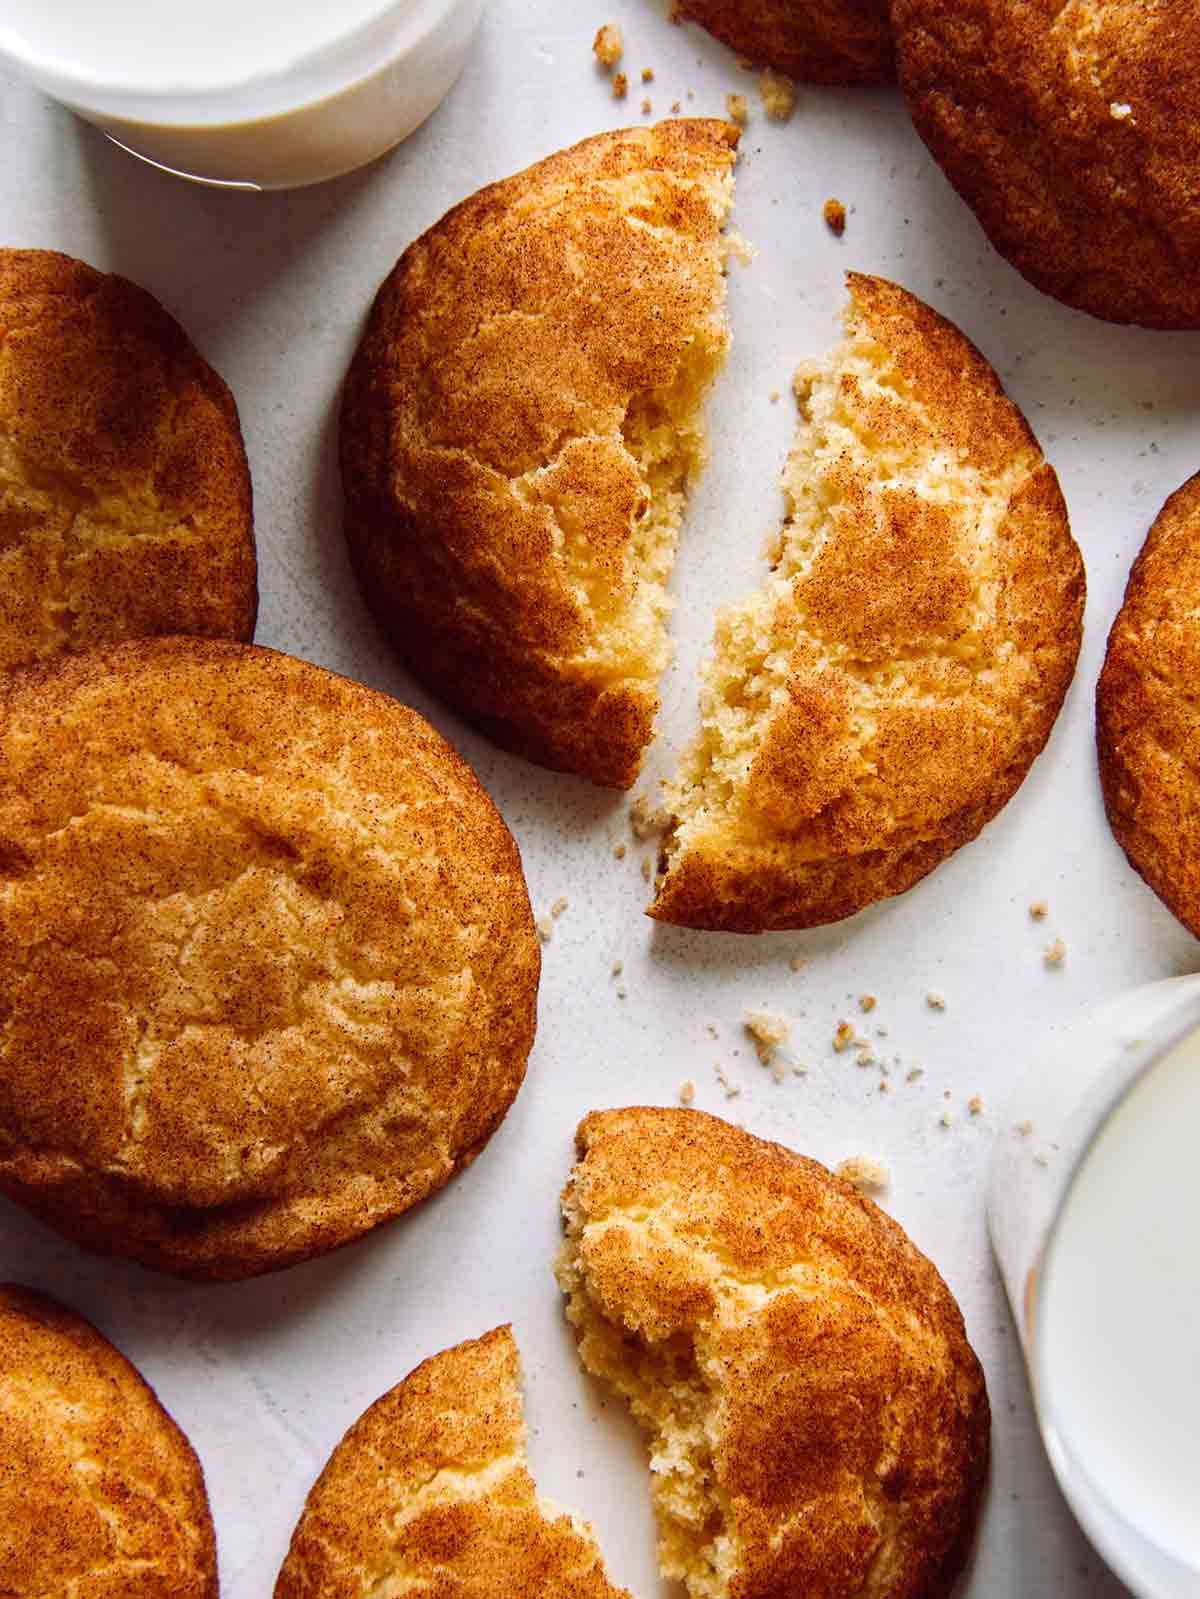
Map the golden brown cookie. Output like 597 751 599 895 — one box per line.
0 1283 218 1598
651 273 1084 932
557 1107 990 1599
1097 473 1200 935
674 0 894 87
891 0 1200 327
340 120 739 790
0 637 539 1280
275 1325 631 1599
0 248 256 673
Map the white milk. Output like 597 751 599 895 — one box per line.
1037 1028 1200 1574
0 0 483 187
1 0 395 90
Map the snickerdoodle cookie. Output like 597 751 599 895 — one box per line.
0 638 539 1279
340 120 739 789
1098 473 1200 936
650 273 1084 932
0 1283 217 1598
891 0 1200 326
0 248 256 673
275 1325 631 1599
557 1107 990 1599
673 0 894 87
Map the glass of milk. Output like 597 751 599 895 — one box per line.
0 0 483 189
989 975 1200 1599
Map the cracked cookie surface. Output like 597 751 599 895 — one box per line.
673 0 894 87
0 249 256 674
0 638 539 1279
1097 472 1200 936
275 1325 631 1599
0 1282 217 1599
557 1107 989 1599
651 273 1084 932
892 0 1200 326
340 120 738 789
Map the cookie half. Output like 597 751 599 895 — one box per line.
0 638 539 1279
1097 473 1200 936
557 1107 990 1599
0 248 256 673
651 273 1084 932
673 0 894 87
891 0 1200 327
275 1325 630 1599
0 1283 217 1599
340 120 739 789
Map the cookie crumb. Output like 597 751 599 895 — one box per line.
678 1078 696 1106
630 793 668 839
612 70 628 99
706 1022 719 1039
611 960 623 977
536 916 554 944
1029 899 1048 920
968 1094 984 1116
641 97 653 113
726 92 749 123
1044 937 1066 967
769 389 781 403
713 1063 740 1099
855 1048 876 1069
833 1020 855 1053
1034 1152 1050 1167
592 23 623 68
1015 1118 1034 1137
551 896 568 919
858 993 876 1013
613 842 626 859
640 856 653 883
836 1155 889 1192
745 1009 790 1065
926 992 946 1011
759 68 795 121
615 984 627 1000
641 66 654 82
823 198 847 236
906 1066 924 1083
670 100 682 113
939 1110 953 1128
789 955 806 972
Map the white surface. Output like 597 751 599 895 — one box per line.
1040 1025 1200 1586
3 3 1200 1594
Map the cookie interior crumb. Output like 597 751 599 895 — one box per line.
593 22 623 68
612 70 628 98
726 92 749 123
759 69 796 121
1044 937 1066 967
833 1021 855 1052
926 993 946 1011
836 1155 889 1191
678 1079 696 1105
1029 899 1048 919
745 1009 790 1064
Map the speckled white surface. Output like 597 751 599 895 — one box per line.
2 3 1198 1594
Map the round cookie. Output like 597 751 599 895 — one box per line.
0 1283 217 1598
0 248 256 673
0 637 539 1280
651 273 1085 932
340 120 739 790
674 0 894 87
1097 473 1200 935
557 1107 990 1599
890 0 1200 327
276 1325 632 1599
